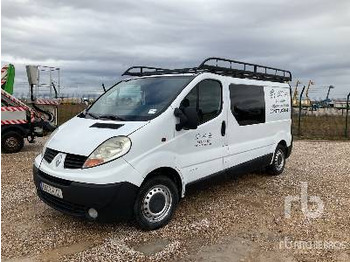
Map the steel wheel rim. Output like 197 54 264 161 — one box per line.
141 185 172 223
6 137 19 149
275 150 285 171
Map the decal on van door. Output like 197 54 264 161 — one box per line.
265 87 291 122
195 132 213 147
269 89 290 115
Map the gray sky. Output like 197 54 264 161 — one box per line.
2 0 350 98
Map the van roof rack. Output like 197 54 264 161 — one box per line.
122 66 198 77
122 57 292 83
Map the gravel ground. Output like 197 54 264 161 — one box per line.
1 139 350 262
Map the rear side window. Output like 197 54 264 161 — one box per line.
182 79 222 125
229 84 265 126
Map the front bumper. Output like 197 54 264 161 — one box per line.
33 165 139 221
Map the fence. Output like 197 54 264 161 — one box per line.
55 93 350 140
293 92 350 140
58 104 86 125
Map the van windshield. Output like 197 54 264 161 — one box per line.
86 76 194 121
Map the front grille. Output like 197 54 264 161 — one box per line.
43 148 59 163
38 170 72 186
44 148 87 169
38 190 86 216
64 154 88 169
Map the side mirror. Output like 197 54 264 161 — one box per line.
174 107 199 131
83 98 89 107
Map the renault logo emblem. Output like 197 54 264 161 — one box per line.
55 154 63 167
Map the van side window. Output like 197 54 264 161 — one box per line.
182 79 222 125
229 84 265 126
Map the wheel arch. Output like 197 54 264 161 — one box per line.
143 167 184 198
1 124 28 138
277 140 287 151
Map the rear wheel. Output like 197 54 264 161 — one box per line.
134 176 179 230
267 145 286 175
1 131 24 153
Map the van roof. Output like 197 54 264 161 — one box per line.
122 57 292 84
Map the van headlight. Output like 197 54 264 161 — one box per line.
83 136 131 168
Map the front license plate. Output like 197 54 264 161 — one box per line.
40 182 63 199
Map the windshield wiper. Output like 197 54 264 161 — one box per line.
85 112 99 119
98 114 125 121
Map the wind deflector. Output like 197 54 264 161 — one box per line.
122 66 169 77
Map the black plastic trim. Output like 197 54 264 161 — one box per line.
186 153 273 188
33 166 139 221
90 123 124 129
43 148 59 163
37 169 72 186
43 148 88 169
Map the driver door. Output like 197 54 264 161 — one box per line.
174 79 227 184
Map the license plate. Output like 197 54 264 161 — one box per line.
40 182 63 199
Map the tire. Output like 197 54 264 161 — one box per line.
267 145 286 176
134 176 179 230
1 131 24 153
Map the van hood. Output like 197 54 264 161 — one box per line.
46 116 148 156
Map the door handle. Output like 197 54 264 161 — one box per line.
221 121 226 136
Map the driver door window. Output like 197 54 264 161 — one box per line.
182 79 222 125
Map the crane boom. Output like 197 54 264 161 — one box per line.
305 80 314 98
1 64 15 95
292 80 301 106
326 85 334 101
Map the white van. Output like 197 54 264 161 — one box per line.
33 57 293 230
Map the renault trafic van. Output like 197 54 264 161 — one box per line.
33 57 293 230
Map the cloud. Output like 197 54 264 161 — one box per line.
2 0 350 98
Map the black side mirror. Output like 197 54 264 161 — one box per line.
174 107 199 131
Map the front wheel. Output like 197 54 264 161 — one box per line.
134 176 179 230
267 145 286 176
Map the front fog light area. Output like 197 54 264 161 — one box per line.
88 208 98 219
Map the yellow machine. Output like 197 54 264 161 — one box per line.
292 80 301 107
301 80 314 107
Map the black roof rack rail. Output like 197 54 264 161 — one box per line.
122 57 292 83
122 66 198 77
198 57 292 82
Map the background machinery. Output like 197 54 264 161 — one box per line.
322 85 335 108
1 64 59 153
312 85 335 109
301 80 314 107
292 80 301 107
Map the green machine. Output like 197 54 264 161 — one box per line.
1 64 15 95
